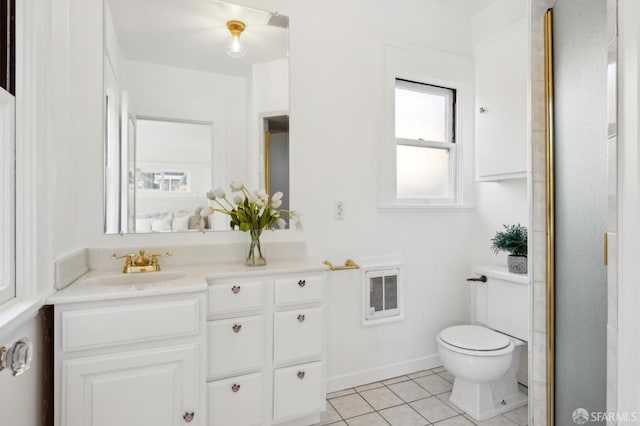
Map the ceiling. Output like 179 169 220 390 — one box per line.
107 0 289 76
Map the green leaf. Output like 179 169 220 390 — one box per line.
490 224 528 256
239 222 251 232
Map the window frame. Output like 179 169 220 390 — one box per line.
0 88 15 306
395 78 458 202
378 43 472 211
0 0 47 329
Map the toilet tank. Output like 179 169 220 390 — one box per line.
472 266 529 341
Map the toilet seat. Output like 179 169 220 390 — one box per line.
439 325 511 352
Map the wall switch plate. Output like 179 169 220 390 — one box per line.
335 201 345 220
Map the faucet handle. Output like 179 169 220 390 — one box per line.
148 251 172 259
112 253 135 265
148 251 172 269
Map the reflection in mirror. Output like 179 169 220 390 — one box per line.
263 115 289 228
103 0 290 234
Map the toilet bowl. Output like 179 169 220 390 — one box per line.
437 324 527 421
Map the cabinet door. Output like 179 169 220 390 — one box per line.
475 19 528 180
62 343 199 426
273 361 324 423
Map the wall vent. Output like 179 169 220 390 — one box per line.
363 266 403 325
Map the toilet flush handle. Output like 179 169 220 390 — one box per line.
466 275 487 283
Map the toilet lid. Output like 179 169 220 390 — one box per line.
440 325 510 351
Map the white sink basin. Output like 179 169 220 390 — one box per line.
83 271 187 286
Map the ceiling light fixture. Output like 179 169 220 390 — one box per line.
226 20 246 58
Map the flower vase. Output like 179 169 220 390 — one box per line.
245 229 266 266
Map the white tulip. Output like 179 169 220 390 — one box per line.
233 194 244 205
270 199 282 209
213 188 226 199
276 218 287 229
271 191 283 202
248 191 258 204
230 181 244 192
206 190 216 200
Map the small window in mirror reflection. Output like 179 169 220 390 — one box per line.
136 170 190 192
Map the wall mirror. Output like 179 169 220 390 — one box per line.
103 0 290 234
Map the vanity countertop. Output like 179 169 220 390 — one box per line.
47 260 329 305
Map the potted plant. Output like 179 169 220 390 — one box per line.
490 224 528 274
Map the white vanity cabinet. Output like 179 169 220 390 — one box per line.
206 268 327 426
475 19 528 181
53 292 206 426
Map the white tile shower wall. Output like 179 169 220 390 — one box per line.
530 0 557 425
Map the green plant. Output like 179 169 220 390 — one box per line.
490 224 527 257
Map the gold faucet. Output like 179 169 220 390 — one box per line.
112 250 172 273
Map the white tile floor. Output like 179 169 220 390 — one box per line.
319 368 528 426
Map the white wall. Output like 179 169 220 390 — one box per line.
249 59 289 189
615 0 640 416
125 60 247 186
470 0 529 269
49 0 482 389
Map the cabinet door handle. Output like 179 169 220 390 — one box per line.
297 371 305 379
232 383 241 392
232 324 242 333
298 279 306 287
297 314 305 323
183 411 195 423
231 285 241 294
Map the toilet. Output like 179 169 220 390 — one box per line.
436 267 528 421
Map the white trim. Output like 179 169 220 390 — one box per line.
0 0 54 330
378 42 472 211
0 296 50 339
0 90 16 306
326 354 441 393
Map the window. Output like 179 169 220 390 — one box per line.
395 79 457 202
136 170 190 192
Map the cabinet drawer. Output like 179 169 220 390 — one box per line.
208 372 263 426
274 276 324 306
208 280 264 315
273 361 324 423
61 299 200 353
207 315 264 378
274 307 323 365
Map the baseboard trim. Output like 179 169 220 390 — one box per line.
326 354 442 393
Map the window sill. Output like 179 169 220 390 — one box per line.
378 202 474 212
0 295 49 336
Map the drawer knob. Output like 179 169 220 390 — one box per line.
297 314 305 323
232 324 242 333
183 411 195 423
297 371 305 379
231 285 241 294
232 383 241 392
298 280 306 287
